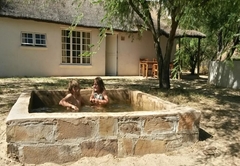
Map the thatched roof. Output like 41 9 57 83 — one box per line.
0 0 206 38
158 21 206 38
0 0 110 28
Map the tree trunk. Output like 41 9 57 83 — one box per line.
189 52 198 75
190 59 197 75
226 25 240 60
216 30 223 60
161 18 178 89
154 41 164 88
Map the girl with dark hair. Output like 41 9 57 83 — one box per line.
89 77 109 105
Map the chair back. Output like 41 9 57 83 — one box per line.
140 58 148 62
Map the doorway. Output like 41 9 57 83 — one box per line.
105 34 118 76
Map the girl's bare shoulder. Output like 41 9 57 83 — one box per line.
102 90 107 94
64 93 73 99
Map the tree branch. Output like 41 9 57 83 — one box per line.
128 0 157 39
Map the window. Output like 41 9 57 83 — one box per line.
62 30 91 65
21 32 46 47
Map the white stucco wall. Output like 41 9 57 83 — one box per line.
0 17 176 77
208 60 240 89
117 31 155 75
117 32 176 76
0 18 106 77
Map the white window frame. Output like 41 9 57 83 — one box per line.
21 32 47 47
61 30 91 65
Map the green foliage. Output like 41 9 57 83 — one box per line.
174 37 213 74
172 51 181 79
180 0 240 61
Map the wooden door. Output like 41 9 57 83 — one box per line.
105 34 117 76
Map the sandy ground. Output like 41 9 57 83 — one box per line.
0 75 239 166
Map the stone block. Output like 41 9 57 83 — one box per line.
81 139 118 157
118 138 133 157
134 139 166 155
56 119 96 140
178 111 200 132
143 116 173 134
6 122 55 143
22 145 81 164
119 122 141 136
99 117 117 137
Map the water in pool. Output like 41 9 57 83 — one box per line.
30 103 141 113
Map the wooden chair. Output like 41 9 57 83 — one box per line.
150 58 157 77
152 63 158 78
139 58 148 76
151 62 172 78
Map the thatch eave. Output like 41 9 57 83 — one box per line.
0 0 206 38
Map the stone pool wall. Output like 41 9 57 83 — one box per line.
6 89 201 164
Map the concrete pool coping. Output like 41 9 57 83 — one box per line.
7 92 197 119
7 89 183 120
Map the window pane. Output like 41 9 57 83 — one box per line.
82 57 87 63
82 56 91 64
27 33 33 38
72 57 77 63
61 30 91 64
21 33 33 46
67 57 70 63
21 32 46 47
35 33 46 46
36 39 40 44
87 33 90 38
73 51 77 57
22 33 27 38
41 34 45 39
62 50 66 57
72 44 76 50
77 51 81 56
62 30 67 36
87 39 90 44
67 51 70 56
77 32 81 37
86 57 90 63
28 38 33 43
83 32 87 38
62 31 71 63
72 38 76 44
62 57 67 63
72 31 76 37
67 44 70 50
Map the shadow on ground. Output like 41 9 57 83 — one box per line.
199 128 213 141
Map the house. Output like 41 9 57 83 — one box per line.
0 0 205 77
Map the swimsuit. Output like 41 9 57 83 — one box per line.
94 92 103 100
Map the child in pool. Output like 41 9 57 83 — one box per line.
59 80 82 111
89 77 109 105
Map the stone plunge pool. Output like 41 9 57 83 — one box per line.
6 89 201 164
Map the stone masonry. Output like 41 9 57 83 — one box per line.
6 89 201 164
